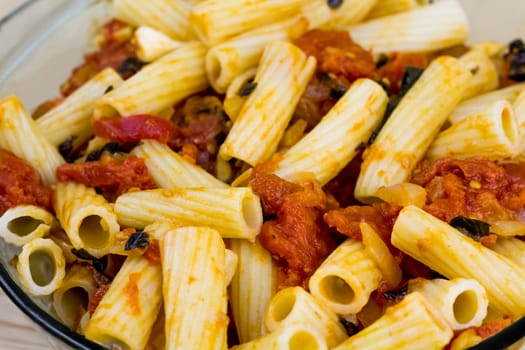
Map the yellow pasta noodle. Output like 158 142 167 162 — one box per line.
161 226 228 350
17 238 66 296
392 205 525 318
133 26 184 62
114 187 263 241
219 41 316 166
0 205 57 246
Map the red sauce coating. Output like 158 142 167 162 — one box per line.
125 272 141 315
474 317 512 338
92 115 178 144
0 149 53 216
295 30 376 81
56 155 156 200
88 283 111 316
251 171 336 289
60 19 136 97
142 239 161 266
411 157 525 222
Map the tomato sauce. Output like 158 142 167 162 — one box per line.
0 149 53 216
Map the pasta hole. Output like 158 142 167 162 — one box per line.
206 54 222 85
287 330 320 350
242 196 262 231
29 250 56 287
78 215 109 249
501 106 518 145
61 287 89 316
271 291 296 322
8 216 44 236
320 276 354 304
453 290 478 324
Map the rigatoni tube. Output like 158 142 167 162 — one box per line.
219 41 316 166
0 205 57 246
355 56 471 202
113 0 194 40
52 264 97 329
53 182 120 258
407 278 488 330
0 95 64 185
36 68 123 148
230 323 328 350
134 26 184 62
333 292 452 350
272 79 388 186
94 42 208 118
114 187 263 241
230 238 277 343
392 206 525 318
17 238 66 296
366 0 425 20
308 239 382 314
189 0 307 46
426 100 520 160
131 140 227 189
84 256 162 350
265 287 347 348
347 0 468 54
458 48 499 101
161 226 228 350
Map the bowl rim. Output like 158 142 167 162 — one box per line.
0 1 524 350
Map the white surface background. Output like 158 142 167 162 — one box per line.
0 0 524 349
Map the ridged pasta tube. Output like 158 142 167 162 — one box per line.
426 100 520 160
458 48 499 101
205 1 331 93
84 255 162 350
322 0 379 29
0 95 64 185
134 26 183 62
53 182 120 258
333 292 452 350
230 238 276 343
161 226 228 350
0 205 57 246
272 79 388 186
189 0 307 46
392 206 525 318
491 237 525 267
36 68 123 148
512 87 525 154
308 239 382 314
230 323 327 350
114 0 194 40
52 264 97 329
407 278 488 330
448 83 525 124
219 41 316 166
131 140 227 189
94 42 208 118
355 56 471 202
114 187 263 241
17 238 66 296
366 0 425 20
265 287 347 348
347 0 469 54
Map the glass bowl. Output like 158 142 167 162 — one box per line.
0 1 524 349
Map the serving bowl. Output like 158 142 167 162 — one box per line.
0 0 525 349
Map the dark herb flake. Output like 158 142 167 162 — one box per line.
382 284 408 301
125 229 150 250
339 318 360 337
117 57 146 77
449 216 490 242
330 84 347 99
58 135 77 163
239 81 258 97
327 0 344 9
85 142 124 162
71 248 108 274
104 85 114 94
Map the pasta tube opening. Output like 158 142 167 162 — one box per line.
242 195 263 232
8 216 44 237
78 215 111 249
453 290 479 324
56 287 89 321
319 275 355 305
287 330 323 350
29 250 56 287
501 105 518 146
269 289 296 322
17 238 66 295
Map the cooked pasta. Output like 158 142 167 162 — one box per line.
0 205 57 246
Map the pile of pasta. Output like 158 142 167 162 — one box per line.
2 0 525 349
